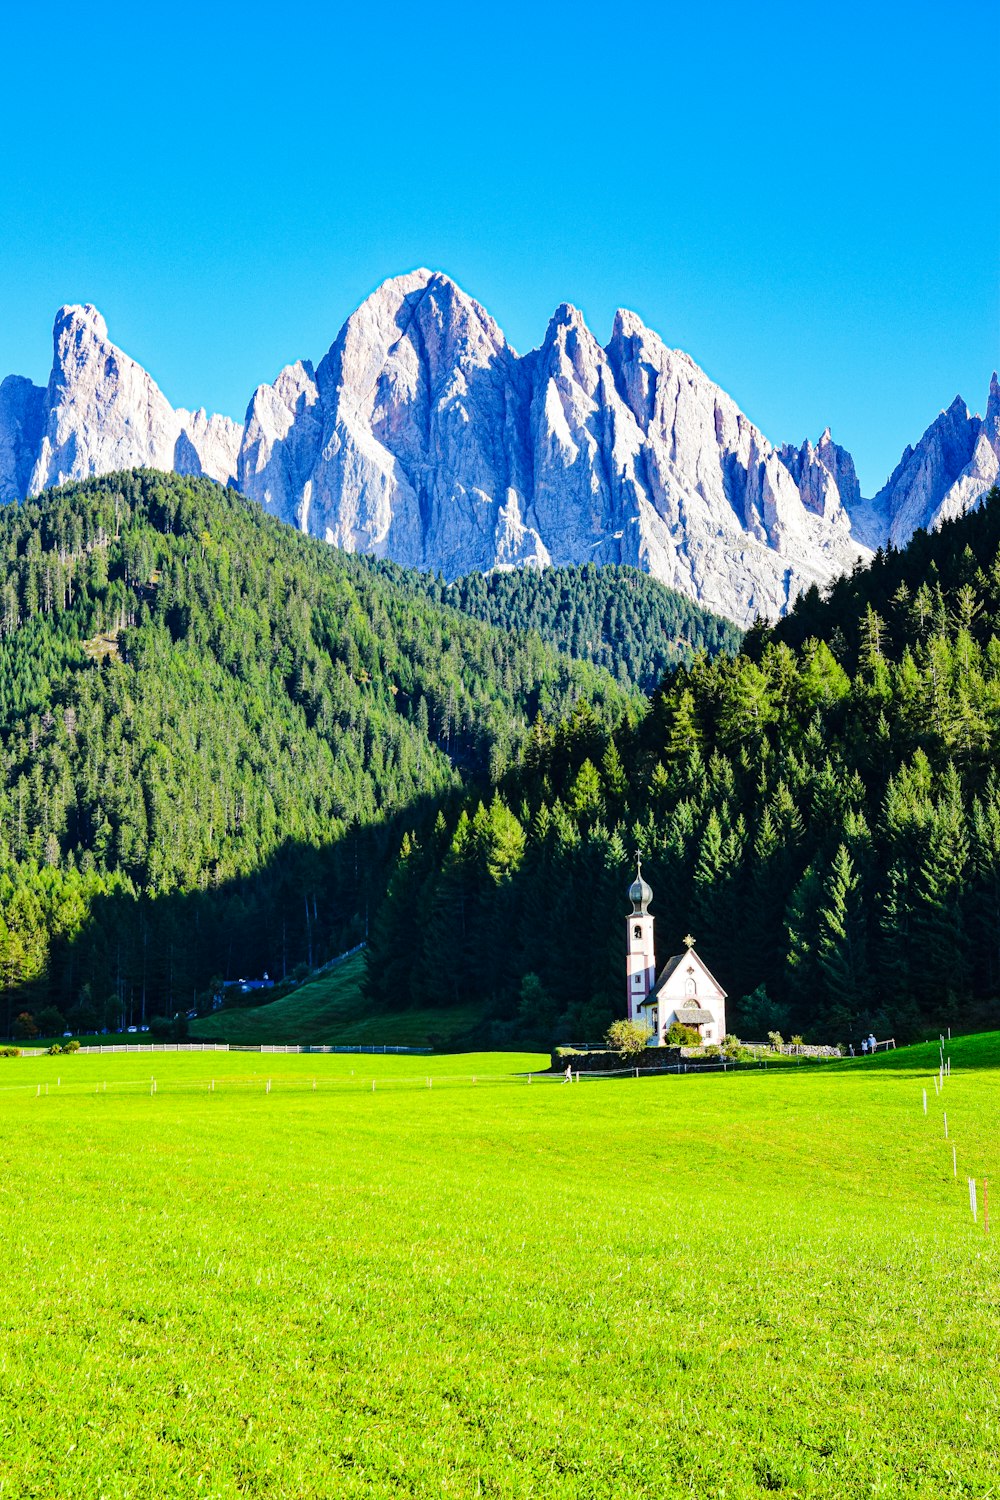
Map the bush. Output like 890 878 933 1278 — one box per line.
62 1039 80 1053
0 1045 21 1058
13 1012 38 1041
605 1018 653 1058
703 1044 721 1058
722 1033 742 1060
666 1021 702 1046
767 1030 784 1051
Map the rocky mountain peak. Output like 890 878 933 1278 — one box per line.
53 302 109 342
0 276 996 626
985 372 1000 442
15 304 243 496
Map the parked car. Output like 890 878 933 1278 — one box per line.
126 1026 138 1033
62 1032 73 1038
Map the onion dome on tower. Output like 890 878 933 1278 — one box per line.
628 857 653 914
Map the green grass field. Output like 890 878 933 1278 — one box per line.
1 1036 997 1497
187 952 486 1047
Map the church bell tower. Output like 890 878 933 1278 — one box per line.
625 858 657 1021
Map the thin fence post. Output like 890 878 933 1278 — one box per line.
922 1088 927 1114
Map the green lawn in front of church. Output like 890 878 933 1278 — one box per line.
1 1034 997 1497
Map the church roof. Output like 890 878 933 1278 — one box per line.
648 947 728 1000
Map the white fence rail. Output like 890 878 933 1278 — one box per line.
71 1041 431 1056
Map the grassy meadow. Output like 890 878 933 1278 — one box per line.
0 1037 997 1497
187 953 485 1048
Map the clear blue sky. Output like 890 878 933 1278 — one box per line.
1 0 996 495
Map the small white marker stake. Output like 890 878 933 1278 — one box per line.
969 1178 978 1223
953 1144 957 1178
923 1088 927 1114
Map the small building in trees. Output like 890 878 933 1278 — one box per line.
625 861 727 1046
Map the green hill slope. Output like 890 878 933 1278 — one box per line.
0 470 634 1038
362 558 742 691
188 951 486 1047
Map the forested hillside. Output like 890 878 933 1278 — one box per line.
0 471 633 1035
365 561 741 691
368 492 1000 1047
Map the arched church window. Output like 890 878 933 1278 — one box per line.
685 976 696 997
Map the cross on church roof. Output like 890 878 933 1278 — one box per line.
683 934 696 949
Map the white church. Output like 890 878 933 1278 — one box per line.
625 859 727 1046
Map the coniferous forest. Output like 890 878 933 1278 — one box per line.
367 559 742 692
3 468 1000 1047
0 471 639 1035
369 488 1000 1047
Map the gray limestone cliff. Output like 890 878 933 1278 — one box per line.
2 305 241 504
1 277 997 626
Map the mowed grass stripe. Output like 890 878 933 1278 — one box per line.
0 1037 997 1497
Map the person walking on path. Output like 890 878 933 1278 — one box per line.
563 1063 573 1084
868 1032 877 1055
